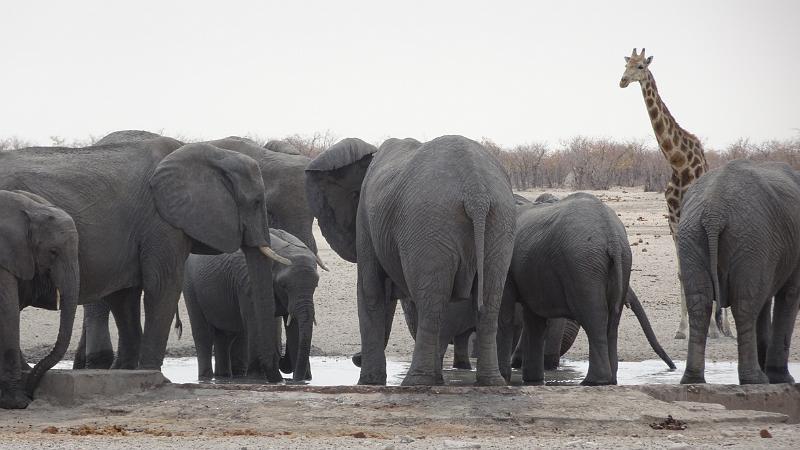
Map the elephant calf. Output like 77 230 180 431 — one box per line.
679 160 800 385
0 191 80 409
183 229 320 381
499 192 673 385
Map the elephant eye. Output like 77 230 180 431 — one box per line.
637 65 644 69
49 248 59 257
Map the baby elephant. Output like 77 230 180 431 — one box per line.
499 192 671 385
679 160 800 385
183 229 320 381
0 190 80 409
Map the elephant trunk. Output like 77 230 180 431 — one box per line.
291 299 315 381
242 246 282 382
627 288 677 369
25 261 80 396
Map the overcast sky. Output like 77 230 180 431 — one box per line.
1 1 798 149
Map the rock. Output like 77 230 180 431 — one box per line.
34 369 169 406
760 429 772 438
444 440 481 449
399 436 415 443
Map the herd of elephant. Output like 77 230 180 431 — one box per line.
1 129 798 410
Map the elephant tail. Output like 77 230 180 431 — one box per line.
702 219 724 308
465 197 489 314
628 288 677 369
608 233 627 313
174 305 183 340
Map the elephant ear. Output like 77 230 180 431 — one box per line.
0 191 36 280
150 143 249 254
305 138 377 263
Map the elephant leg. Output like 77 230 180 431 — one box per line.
475 281 507 386
213 331 232 378
184 291 214 379
139 257 186 370
675 244 690 340
766 285 800 384
577 294 614 386
452 330 472 370
681 292 712 384
229 334 248 378
520 308 547 385
731 297 770 385
756 301 772 371
72 325 87 370
607 308 622 385
81 302 115 369
543 318 566 370
403 301 445 385
356 246 392 385
496 283 518 382
0 271 30 409
107 288 143 370
511 331 525 369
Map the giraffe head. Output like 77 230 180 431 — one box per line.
619 48 653 88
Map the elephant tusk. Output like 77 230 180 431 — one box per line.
286 314 293 327
259 246 292 265
55 289 61 311
315 254 330 272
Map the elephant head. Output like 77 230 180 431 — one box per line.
150 143 289 378
269 228 319 381
304 138 378 263
0 190 80 407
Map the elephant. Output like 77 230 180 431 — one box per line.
73 132 320 371
264 140 301 155
497 192 674 385
678 160 800 385
0 138 288 379
183 228 320 381
0 191 79 409
306 135 515 386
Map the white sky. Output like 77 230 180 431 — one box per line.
1 1 798 149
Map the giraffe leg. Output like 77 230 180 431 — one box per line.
674 240 690 340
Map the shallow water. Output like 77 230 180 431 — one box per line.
55 357 800 386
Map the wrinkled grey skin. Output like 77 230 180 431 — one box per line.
679 160 800 385
264 140 301 155
0 139 283 379
498 192 672 385
75 132 316 372
183 229 319 381
0 191 79 409
306 136 515 386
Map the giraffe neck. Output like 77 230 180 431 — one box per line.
638 70 708 173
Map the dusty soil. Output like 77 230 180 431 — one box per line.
19 186 800 364
11 186 800 449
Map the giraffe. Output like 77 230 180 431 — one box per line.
619 48 731 339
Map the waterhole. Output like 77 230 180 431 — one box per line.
55 357 800 386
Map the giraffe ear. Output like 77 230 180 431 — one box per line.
645 56 653 65
624 56 630 62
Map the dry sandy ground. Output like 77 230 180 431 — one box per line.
19 186 800 364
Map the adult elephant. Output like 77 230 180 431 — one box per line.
74 132 321 370
0 139 287 378
679 160 800 385
498 192 674 385
0 191 79 409
306 136 515 386
184 228 319 381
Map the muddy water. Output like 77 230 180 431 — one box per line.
56 357 800 386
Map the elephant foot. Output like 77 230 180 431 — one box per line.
452 360 472 370
673 330 687 340
765 367 795 384
351 352 362 368
0 390 32 410
475 374 507 387
401 372 443 386
522 378 545 386
87 350 115 370
580 378 615 386
358 371 387 386
543 354 560 371
680 369 707 384
739 369 770 385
